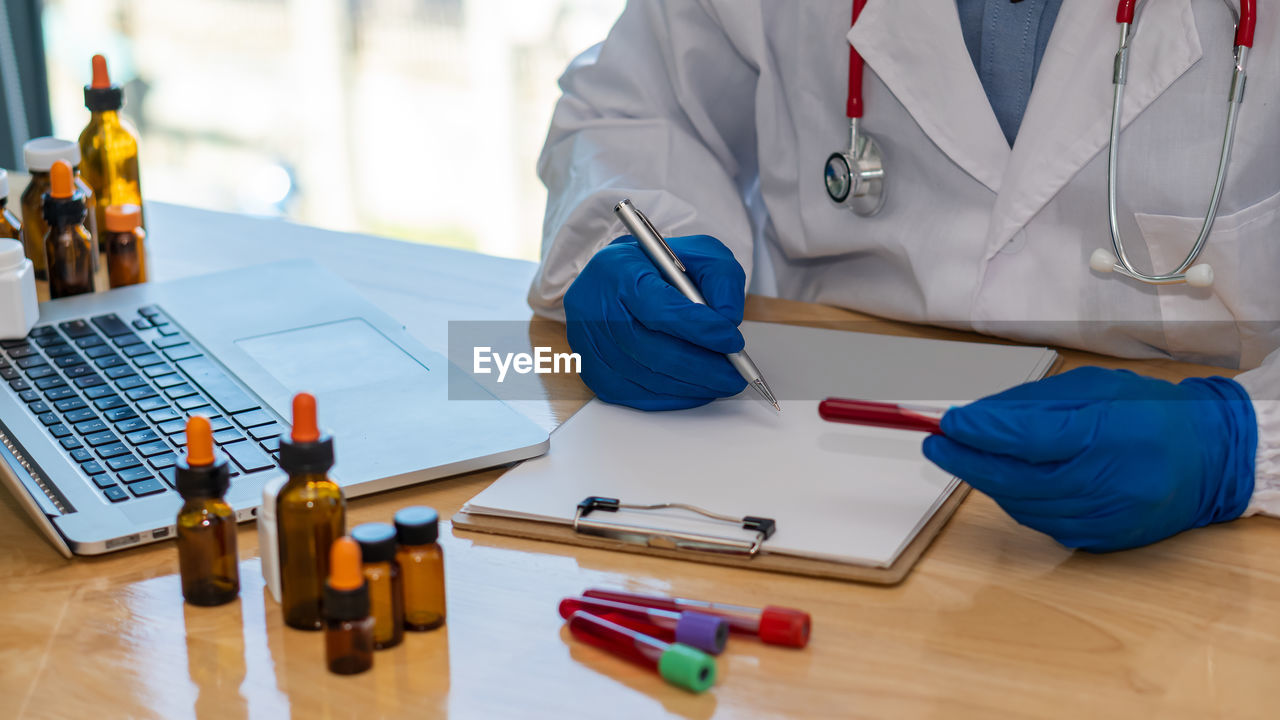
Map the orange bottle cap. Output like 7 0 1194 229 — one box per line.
291 392 320 443
104 205 142 233
185 416 215 466
329 537 364 591
49 161 74 200
91 55 111 89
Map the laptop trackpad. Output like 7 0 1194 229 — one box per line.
236 319 428 393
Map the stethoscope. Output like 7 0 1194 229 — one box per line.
824 0 885 217
1090 0 1255 287
825 0 1257 288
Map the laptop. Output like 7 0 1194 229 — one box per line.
0 259 549 556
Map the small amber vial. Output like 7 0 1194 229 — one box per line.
277 393 346 630
42 161 95 299
394 506 446 631
352 522 405 649
325 537 374 675
0 170 20 241
176 416 240 606
103 204 147 287
21 138 98 280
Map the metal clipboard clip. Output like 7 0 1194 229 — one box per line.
573 496 777 557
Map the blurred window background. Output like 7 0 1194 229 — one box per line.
38 0 624 260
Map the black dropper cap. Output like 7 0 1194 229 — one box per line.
324 583 369 622
84 55 124 113
394 506 439 545
175 458 231 499
351 523 398 563
278 392 335 474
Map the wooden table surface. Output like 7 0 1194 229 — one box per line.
3 281 1279 719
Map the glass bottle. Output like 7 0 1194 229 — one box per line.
42 160 95 299
394 506 446 631
21 137 98 280
176 416 240 606
103 204 147 287
352 522 404 649
277 392 345 630
324 537 374 675
79 54 143 253
0 170 20 241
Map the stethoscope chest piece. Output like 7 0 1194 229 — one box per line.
825 119 886 216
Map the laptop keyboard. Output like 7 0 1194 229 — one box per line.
0 306 282 504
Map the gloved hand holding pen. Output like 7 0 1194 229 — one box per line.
564 234 748 411
922 367 1258 552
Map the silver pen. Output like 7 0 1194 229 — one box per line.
613 198 781 412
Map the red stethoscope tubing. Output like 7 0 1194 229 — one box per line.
1117 0 1254 47
848 0 1258 118
846 0 867 118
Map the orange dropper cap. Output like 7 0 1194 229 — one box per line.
292 392 320 442
91 54 111 89
104 204 142 233
49 161 74 199
279 391 334 474
329 537 364 591
186 416 215 466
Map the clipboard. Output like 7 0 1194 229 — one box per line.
452 484 969 585
454 321 1057 586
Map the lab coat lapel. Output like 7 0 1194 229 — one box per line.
847 0 1009 193
985 0 1202 255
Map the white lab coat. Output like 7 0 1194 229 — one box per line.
530 0 1280 515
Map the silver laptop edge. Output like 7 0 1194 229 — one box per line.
0 259 549 555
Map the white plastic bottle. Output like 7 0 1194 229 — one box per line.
0 238 39 339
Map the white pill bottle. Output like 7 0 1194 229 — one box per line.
0 238 39 339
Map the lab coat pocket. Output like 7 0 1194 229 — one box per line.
1135 188 1280 367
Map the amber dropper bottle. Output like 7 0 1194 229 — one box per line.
21 138 98 280
277 392 346 630
79 54 144 253
324 536 374 675
176 416 240 606
42 160 95 299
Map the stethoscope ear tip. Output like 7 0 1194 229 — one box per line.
1185 264 1214 288
1089 248 1119 273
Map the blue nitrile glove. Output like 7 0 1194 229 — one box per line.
921 367 1257 552
564 234 748 411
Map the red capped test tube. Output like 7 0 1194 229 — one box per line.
566 611 716 693
582 588 811 648
558 596 729 655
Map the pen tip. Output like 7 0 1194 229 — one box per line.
751 378 781 412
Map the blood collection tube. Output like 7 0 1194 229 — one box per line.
565 611 716 693
818 397 944 434
582 589 811 648
558 596 729 655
